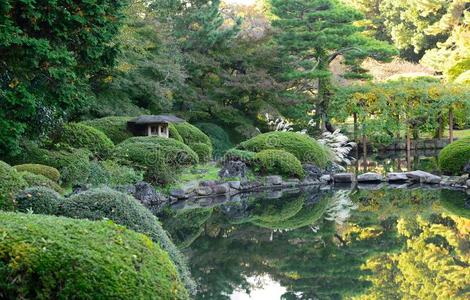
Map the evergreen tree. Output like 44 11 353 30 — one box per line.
270 0 396 130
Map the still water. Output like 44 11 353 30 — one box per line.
160 187 470 300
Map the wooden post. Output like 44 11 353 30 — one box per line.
406 127 411 170
448 107 454 143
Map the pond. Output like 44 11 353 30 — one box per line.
160 186 470 299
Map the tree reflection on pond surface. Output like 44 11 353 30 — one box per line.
160 187 470 300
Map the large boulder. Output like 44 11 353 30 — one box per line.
386 172 408 182
133 182 168 211
302 163 323 180
357 172 383 183
333 173 355 183
266 175 283 186
219 160 247 178
406 170 441 184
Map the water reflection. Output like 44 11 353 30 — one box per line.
160 187 470 299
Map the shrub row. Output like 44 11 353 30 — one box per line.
254 149 304 178
0 161 27 210
14 164 60 182
173 122 213 163
81 116 133 144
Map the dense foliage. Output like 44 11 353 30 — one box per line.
15 187 62 215
254 149 304 178
14 164 60 182
0 212 188 299
438 138 470 175
18 172 63 194
81 116 133 144
0 161 27 210
238 131 331 168
59 188 195 293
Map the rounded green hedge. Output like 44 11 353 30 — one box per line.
115 137 198 184
19 172 64 194
224 148 256 165
59 188 195 293
173 122 211 146
15 187 62 215
195 123 233 156
190 142 213 163
56 123 114 158
0 161 27 211
238 131 331 168
0 212 188 299
169 123 184 143
254 149 304 178
81 116 133 144
438 138 470 175
14 164 60 182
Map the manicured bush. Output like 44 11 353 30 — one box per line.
115 137 198 184
195 123 233 157
59 188 196 293
438 138 470 175
190 142 213 163
224 148 256 165
169 123 184 143
173 122 212 146
0 212 188 299
0 161 27 211
15 187 63 214
19 172 64 194
87 160 144 186
14 163 60 182
81 116 133 144
254 149 304 178
55 123 114 158
238 131 331 168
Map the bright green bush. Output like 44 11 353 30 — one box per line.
87 160 144 186
190 142 213 163
195 123 233 157
59 188 195 293
0 161 27 211
81 116 133 144
56 123 114 158
15 187 63 214
14 163 60 182
115 137 198 184
438 138 470 175
0 212 188 299
169 123 184 143
238 131 331 168
173 122 212 146
19 172 64 194
224 148 256 165
254 149 304 178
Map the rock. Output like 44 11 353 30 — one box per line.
463 161 470 175
406 170 441 184
181 181 198 194
212 183 230 194
200 180 217 187
227 181 241 190
240 180 262 191
283 178 301 187
195 186 212 196
333 173 355 183
133 182 168 209
219 160 247 178
386 173 408 182
357 172 383 183
266 175 283 185
466 179 470 188
320 174 332 183
302 178 319 186
324 162 346 174
72 184 90 194
170 188 188 199
302 164 323 179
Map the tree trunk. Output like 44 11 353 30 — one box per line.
362 134 367 172
406 128 411 170
353 113 359 172
448 107 454 143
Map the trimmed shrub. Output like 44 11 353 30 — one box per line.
254 149 305 178
224 148 256 165
87 160 144 186
438 138 470 175
238 131 331 168
195 123 233 157
173 122 211 146
190 142 213 163
0 161 27 211
15 187 62 214
55 123 114 158
169 123 184 143
59 188 196 293
19 172 64 194
14 164 60 182
0 212 188 299
115 137 198 184
81 116 133 144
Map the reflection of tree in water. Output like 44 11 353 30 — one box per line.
160 188 469 299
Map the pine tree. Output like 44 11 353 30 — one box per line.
270 0 396 130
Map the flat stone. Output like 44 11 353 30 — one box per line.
406 170 441 184
212 183 230 194
169 189 188 199
227 181 241 190
320 174 332 183
199 180 217 187
333 173 355 183
240 180 262 191
195 186 212 196
266 175 283 185
386 172 408 182
357 172 383 183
